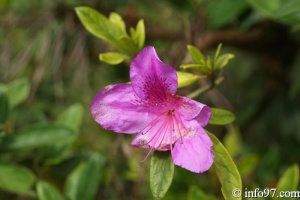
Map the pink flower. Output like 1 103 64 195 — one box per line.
90 46 214 173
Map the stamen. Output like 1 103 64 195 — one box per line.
140 147 155 162
169 117 174 154
140 114 165 135
154 116 172 149
140 114 174 162
172 111 188 144
138 107 192 162
141 115 170 148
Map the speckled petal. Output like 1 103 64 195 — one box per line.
177 96 211 126
90 83 156 134
172 121 214 173
130 46 178 100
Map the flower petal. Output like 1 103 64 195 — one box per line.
194 105 211 126
172 122 214 173
130 46 178 100
177 97 211 126
90 84 156 134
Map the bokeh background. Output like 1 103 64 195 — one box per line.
0 0 299 199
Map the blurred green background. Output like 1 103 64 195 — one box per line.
0 0 299 199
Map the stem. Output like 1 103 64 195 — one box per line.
187 76 224 99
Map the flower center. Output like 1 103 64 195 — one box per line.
168 109 175 116
135 107 198 162
137 108 190 149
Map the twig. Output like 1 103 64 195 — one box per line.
187 76 224 99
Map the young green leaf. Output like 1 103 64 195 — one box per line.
135 19 145 49
0 89 9 125
6 78 30 108
119 35 139 56
276 164 299 194
207 131 242 200
99 52 130 65
214 43 222 64
109 12 126 34
187 45 205 64
0 124 75 152
215 54 234 70
64 153 104 200
209 108 236 125
150 151 174 200
206 56 212 70
180 64 211 74
130 27 136 38
36 181 65 200
75 7 124 51
177 71 201 88
57 103 84 133
0 163 36 196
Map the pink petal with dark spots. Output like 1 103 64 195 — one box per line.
176 96 211 125
130 46 178 100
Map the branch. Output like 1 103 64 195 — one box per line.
187 76 224 99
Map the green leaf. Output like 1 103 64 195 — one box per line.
187 45 205 64
150 151 174 200
187 186 218 200
0 124 75 152
6 78 30 108
135 19 145 49
57 103 84 133
118 35 139 56
177 71 201 88
0 163 36 196
207 0 248 28
130 20 145 51
207 56 212 70
209 108 236 125
64 153 103 200
0 88 9 125
130 27 136 38
180 64 211 74
214 43 222 64
109 12 126 34
207 132 242 200
246 0 284 17
276 164 299 196
275 0 300 25
36 181 65 200
75 7 125 51
246 0 300 26
99 52 130 65
215 54 234 70
45 104 83 166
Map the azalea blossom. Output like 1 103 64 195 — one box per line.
90 46 214 173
